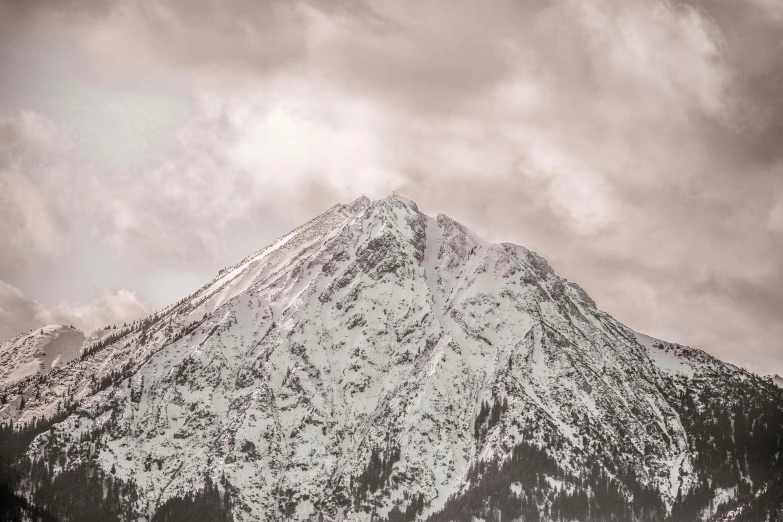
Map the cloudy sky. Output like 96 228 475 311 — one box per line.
1 0 782 374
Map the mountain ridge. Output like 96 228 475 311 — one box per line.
1 195 782 522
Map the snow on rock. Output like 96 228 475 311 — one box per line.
0 195 774 521
766 374 783 389
0 325 89 385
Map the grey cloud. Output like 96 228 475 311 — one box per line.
0 0 781 373
0 99 354 277
3 0 312 86
0 112 73 271
0 280 149 341
682 0 783 162
0 282 41 342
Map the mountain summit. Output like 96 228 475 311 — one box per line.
1 195 782 522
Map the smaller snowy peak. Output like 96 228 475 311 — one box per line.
343 195 371 214
636 330 759 385
765 374 783 388
372 193 420 213
0 324 89 385
636 331 709 377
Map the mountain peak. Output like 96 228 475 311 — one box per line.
382 193 419 209
343 195 371 213
767 373 783 388
0 324 88 385
3 196 783 522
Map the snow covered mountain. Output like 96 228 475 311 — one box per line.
1 195 782 522
0 325 125 386
766 374 783 389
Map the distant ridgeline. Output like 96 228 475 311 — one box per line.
1 196 783 522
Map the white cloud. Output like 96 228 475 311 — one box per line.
0 280 149 342
0 0 782 374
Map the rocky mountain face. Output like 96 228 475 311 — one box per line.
1 195 782 522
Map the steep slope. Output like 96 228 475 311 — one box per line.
639 336 783 520
0 195 781 522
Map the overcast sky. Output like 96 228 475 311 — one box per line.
0 0 781 374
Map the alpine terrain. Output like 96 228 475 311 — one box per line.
1 195 782 522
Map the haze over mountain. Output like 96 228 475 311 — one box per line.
1 196 781 522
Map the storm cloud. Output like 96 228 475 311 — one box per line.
0 0 781 373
